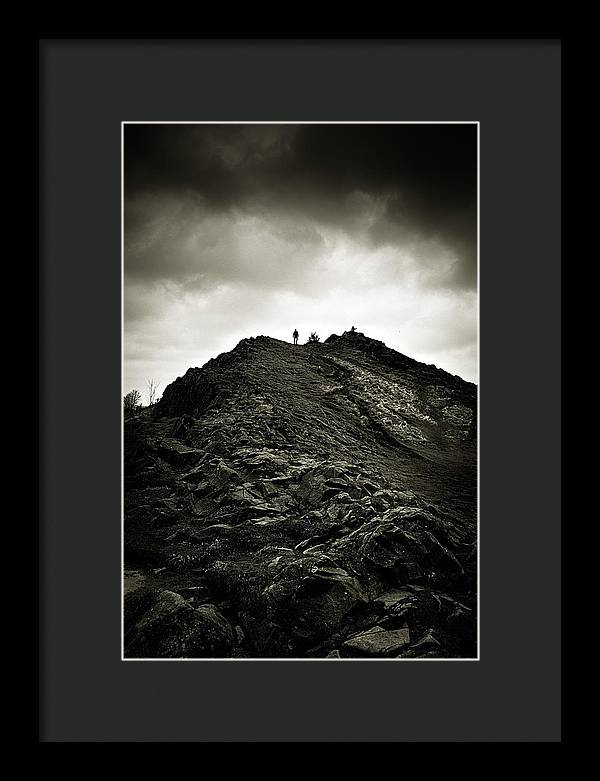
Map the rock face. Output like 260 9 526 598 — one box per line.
124 590 234 658
124 331 477 658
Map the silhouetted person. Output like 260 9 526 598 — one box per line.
293 329 299 345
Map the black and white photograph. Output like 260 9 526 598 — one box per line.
122 122 479 660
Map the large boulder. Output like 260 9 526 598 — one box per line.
287 569 367 644
149 438 204 466
330 507 463 582
256 552 368 646
374 589 414 610
296 470 328 507
124 590 234 658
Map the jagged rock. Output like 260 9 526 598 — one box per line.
374 589 414 610
343 625 410 656
260 555 368 645
234 625 245 645
171 414 195 439
256 480 280 499
296 471 327 507
445 605 473 631
150 438 204 466
215 462 243 488
371 490 398 511
181 464 206 483
330 508 463 583
388 590 443 635
410 629 441 651
235 448 290 475
228 484 261 503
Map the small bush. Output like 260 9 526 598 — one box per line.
124 389 142 415
307 332 320 344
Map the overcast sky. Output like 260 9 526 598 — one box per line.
124 123 478 402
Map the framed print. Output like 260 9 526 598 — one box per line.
39 38 562 741
122 120 479 662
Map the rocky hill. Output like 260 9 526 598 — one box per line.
124 331 477 659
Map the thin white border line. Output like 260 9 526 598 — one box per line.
121 120 480 662
476 120 480 659
123 121 479 125
121 121 125 661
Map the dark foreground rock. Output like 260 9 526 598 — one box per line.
124 332 477 658
125 590 234 658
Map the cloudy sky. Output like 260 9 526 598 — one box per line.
124 123 478 402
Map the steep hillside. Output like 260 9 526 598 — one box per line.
124 331 477 659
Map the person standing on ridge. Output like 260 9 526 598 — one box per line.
293 328 299 345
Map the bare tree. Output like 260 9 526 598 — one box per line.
147 379 160 406
124 389 141 415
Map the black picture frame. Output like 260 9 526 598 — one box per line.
39 38 562 742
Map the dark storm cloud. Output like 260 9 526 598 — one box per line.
124 123 478 398
125 123 477 289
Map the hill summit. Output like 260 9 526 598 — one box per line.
124 331 477 658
